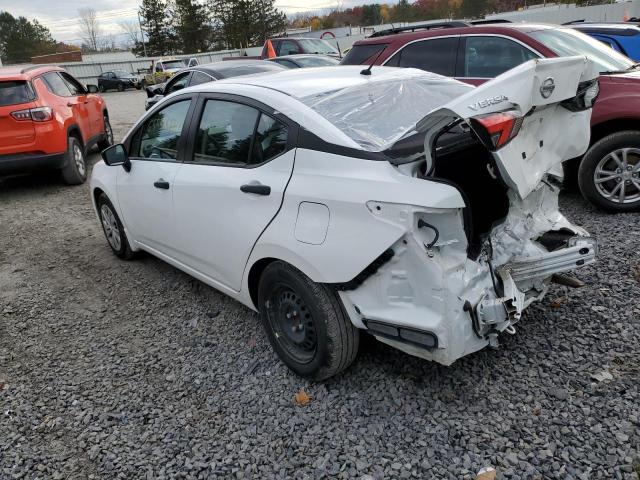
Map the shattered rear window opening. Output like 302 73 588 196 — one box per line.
300 72 473 151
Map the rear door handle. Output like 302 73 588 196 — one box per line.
240 183 271 196
154 179 170 190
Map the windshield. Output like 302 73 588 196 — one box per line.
298 39 338 55
530 28 635 73
113 70 131 78
162 60 185 70
300 72 472 151
295 56 340 67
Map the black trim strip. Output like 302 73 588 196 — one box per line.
296 128 389 161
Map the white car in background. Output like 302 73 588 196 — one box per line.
91 62 599 380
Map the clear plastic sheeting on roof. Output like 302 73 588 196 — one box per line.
300 71 473 152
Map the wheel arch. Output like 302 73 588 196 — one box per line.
591 119 640 146
245 253 325 310
66 123 84 145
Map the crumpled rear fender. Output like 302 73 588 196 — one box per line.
244 149 465 286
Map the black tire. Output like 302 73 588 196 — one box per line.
96 193 136 260
97 115 114 151
98 84 105 93
140 80 147 89
60 135 87 185
578 130 640 212
257 261 359 381
117 83 124 92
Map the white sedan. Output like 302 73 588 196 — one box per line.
92 62 599 380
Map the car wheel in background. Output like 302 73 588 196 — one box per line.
579 131 640 212
60 135 87 185
97 193 136 259
98 84 105 93
97 115 114 151
117 83 124 92
257 261 359 381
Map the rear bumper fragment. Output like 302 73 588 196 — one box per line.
0 152 67 175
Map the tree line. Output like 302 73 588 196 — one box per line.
0 12 78 64
288 0 615 31
136 0 287 56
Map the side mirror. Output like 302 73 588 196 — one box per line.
86 84 99 93
101 144 131 172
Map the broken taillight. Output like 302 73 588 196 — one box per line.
469 110 524 151
11 107 53 122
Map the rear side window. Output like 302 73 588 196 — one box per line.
250 114 288 164
391 38 459 76
462 36 538 78
0 81 35 106
341 44 388 65
43 72 72 97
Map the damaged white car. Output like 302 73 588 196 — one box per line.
92 60 599 380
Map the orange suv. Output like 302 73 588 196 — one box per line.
0 65 113 184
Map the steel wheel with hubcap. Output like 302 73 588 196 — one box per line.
265 285 318 365
579 130 640 212
97 193 136 259
257 261 359 380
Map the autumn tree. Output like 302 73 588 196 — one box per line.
0 11 57 64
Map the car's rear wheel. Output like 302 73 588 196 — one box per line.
257 261 359 381
579 131 640 212
60 135 87 185
117 83 124 92
98 84 105 93
97 193 135 259
97 115 114 151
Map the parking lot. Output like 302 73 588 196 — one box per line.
0 90 639 479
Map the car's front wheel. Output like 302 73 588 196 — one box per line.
117 83 124 92
579 131 640 212
97 193 135 259
257 261 359 381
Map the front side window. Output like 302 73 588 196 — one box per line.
133 100 191 160
463 36 538 78
194 100 259 165
60 72 86 95
43 72 72 97
392 37 459 76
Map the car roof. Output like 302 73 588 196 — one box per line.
209 65 441 98
275 54 335 60
568 23 640 35
354 22 557 44
0 65 63 80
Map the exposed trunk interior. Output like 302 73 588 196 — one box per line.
428 129 510 258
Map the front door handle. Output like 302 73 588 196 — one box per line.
154 179 170 190
240 183 271 196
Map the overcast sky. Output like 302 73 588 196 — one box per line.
0 0 369 44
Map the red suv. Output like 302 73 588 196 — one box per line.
0 65 113 184
344 23 640 212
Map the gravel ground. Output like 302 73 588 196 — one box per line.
1 90 639 480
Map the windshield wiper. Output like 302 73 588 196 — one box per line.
601 63 640 75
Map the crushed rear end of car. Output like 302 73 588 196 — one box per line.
309 58 600 364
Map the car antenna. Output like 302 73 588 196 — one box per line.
360 49 385 76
